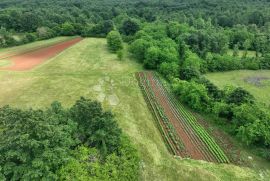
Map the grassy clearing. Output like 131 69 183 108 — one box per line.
227 49 258 58
0 38 269 180
205 70 270 106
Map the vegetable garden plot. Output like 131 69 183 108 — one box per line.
136 71 229 163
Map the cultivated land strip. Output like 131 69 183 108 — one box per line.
136 71 229 163
0 37 82 71
0 37 77 60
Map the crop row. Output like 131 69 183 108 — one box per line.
149 74 215 162
153 73 230 163
136 72 186 156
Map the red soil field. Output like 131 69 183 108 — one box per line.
0 37 82 71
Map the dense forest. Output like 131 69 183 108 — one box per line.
1 0 270 179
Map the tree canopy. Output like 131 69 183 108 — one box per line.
0 98 140 180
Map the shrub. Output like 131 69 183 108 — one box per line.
117 50 124 60
106 30 123 52
159 62 179 80
226 87 255 105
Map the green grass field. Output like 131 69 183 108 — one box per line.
205 70 270 106
0 38 269 180
227 49 258 58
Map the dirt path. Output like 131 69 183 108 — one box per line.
0 38 82 71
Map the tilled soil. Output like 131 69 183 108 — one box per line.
0 37 82 71
139 71 225 162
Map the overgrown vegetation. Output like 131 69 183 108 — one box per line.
0 97 140 180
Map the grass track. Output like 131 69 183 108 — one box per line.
0 38 269 181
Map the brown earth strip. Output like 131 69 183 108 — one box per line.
0 37 77 60
0 37 82 71
146 72 205 160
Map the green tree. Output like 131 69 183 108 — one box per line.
61 22 75 36
144 46 161 69
159 62 179 80
180 51 202 80
129 38 152 62
117 50 124 60
106 30 123 52
120 19 140 36
226 87 255 105
70 97 122 156
173 80 211 112
0 103 77 180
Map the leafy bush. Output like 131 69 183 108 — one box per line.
106 30 123 52
226 87 255 105
172 80 211 112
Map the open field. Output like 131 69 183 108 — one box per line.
205 70 270 106
0 38 269 180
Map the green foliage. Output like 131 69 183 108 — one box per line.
159 62 179 80
58 136 140 181
0 97 139 180
120 18 140 36
196 77 224 100
166 22 189 40
106 30 123 52
61 22 75 36
84 21 114 38
94 136 140 181
70 97 122 156
172 80 211 112
260 54 270 69
226 87 255 105
129 38 152 62
180 51 202 80
232 104 270 146
36 27 54 40
144 46 161 69
117 50 124 60
206 54 247 72
0 102 77 180
24 33 37 43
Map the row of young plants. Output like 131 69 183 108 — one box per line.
154 73 230 163
150 73 216 162
136 72 186 156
